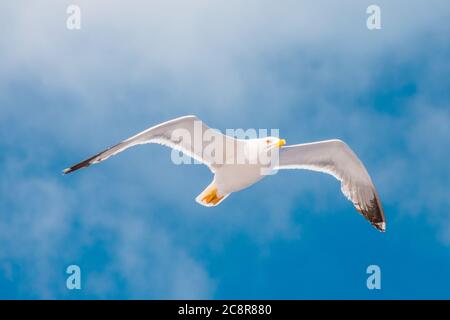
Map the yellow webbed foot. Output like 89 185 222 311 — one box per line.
201 187 224 205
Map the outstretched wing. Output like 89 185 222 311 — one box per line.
277 139 386 232
63 115 237 174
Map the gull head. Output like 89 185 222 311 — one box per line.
260 136 286 151
245 137 286 166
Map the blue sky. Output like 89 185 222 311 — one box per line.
0 0 450 299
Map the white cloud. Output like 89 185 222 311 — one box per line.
0 0 450 297
0 164 216 298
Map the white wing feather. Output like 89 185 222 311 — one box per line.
63 115 237 174
277 139 386 231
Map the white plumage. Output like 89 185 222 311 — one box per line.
64 115 386 231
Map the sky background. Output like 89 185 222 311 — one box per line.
0 0 449 299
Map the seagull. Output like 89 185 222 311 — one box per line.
63 115 386 231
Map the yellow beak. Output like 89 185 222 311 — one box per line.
277 139 286 148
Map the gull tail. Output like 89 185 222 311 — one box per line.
196 182 230 207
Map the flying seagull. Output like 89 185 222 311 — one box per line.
63 115 386 232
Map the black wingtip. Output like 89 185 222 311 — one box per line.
373 221 386 232
62 156 95 175
362 194 386 232
62 166 81 175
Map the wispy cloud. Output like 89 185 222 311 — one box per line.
0 0 449 298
